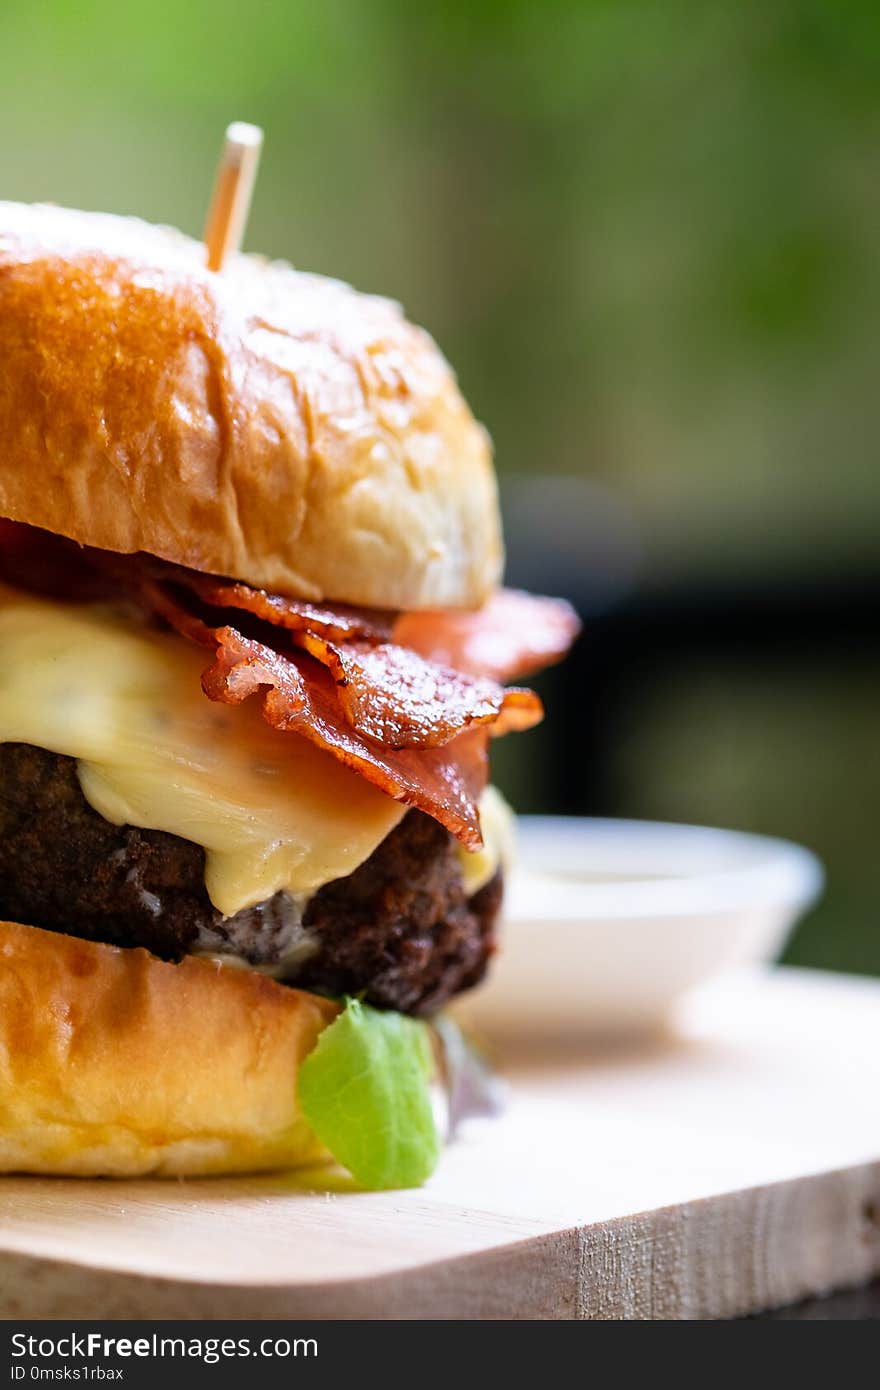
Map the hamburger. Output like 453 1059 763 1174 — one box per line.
0 201 578 1188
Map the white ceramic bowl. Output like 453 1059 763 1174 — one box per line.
455 816 824 1042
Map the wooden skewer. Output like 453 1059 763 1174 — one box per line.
203 122 264 272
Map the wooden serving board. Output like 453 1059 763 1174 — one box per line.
0 966 878 1321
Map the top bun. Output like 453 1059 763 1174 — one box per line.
0 202 502 609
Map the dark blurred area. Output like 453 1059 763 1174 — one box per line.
1 1 877 974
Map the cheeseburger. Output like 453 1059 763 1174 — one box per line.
0 202 577 1188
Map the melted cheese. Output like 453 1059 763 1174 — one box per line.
458 785 515 896
0 588 405 916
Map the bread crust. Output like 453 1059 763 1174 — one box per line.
0 202 502 609
0 919 338 1177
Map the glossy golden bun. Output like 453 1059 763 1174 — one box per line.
0 919 338 1177
0 202 502 609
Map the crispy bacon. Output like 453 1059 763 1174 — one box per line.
151 564 544 750
146 592 489 846
165 564 578 685
135 564 544 747
292 631 541 749
170 569 395 643
394 588 581 683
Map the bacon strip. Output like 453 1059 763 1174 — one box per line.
146 589 489 846
164 562 578 687
394 588 581 682
154 566 544 751
293 631 541 749
171 569 395 643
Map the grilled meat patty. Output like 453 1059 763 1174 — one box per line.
0 742 500 1015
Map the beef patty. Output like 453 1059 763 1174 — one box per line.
0 743 500 1015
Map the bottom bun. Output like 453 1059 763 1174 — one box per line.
0 919 339 1177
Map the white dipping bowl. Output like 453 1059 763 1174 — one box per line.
455 816 823 1042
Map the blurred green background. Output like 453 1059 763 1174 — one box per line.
1 1 877 974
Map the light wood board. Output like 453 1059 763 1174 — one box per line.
0 966 878 1320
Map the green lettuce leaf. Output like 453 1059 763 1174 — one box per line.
298 997 440 1190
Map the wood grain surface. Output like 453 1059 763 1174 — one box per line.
0 966 878 1320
